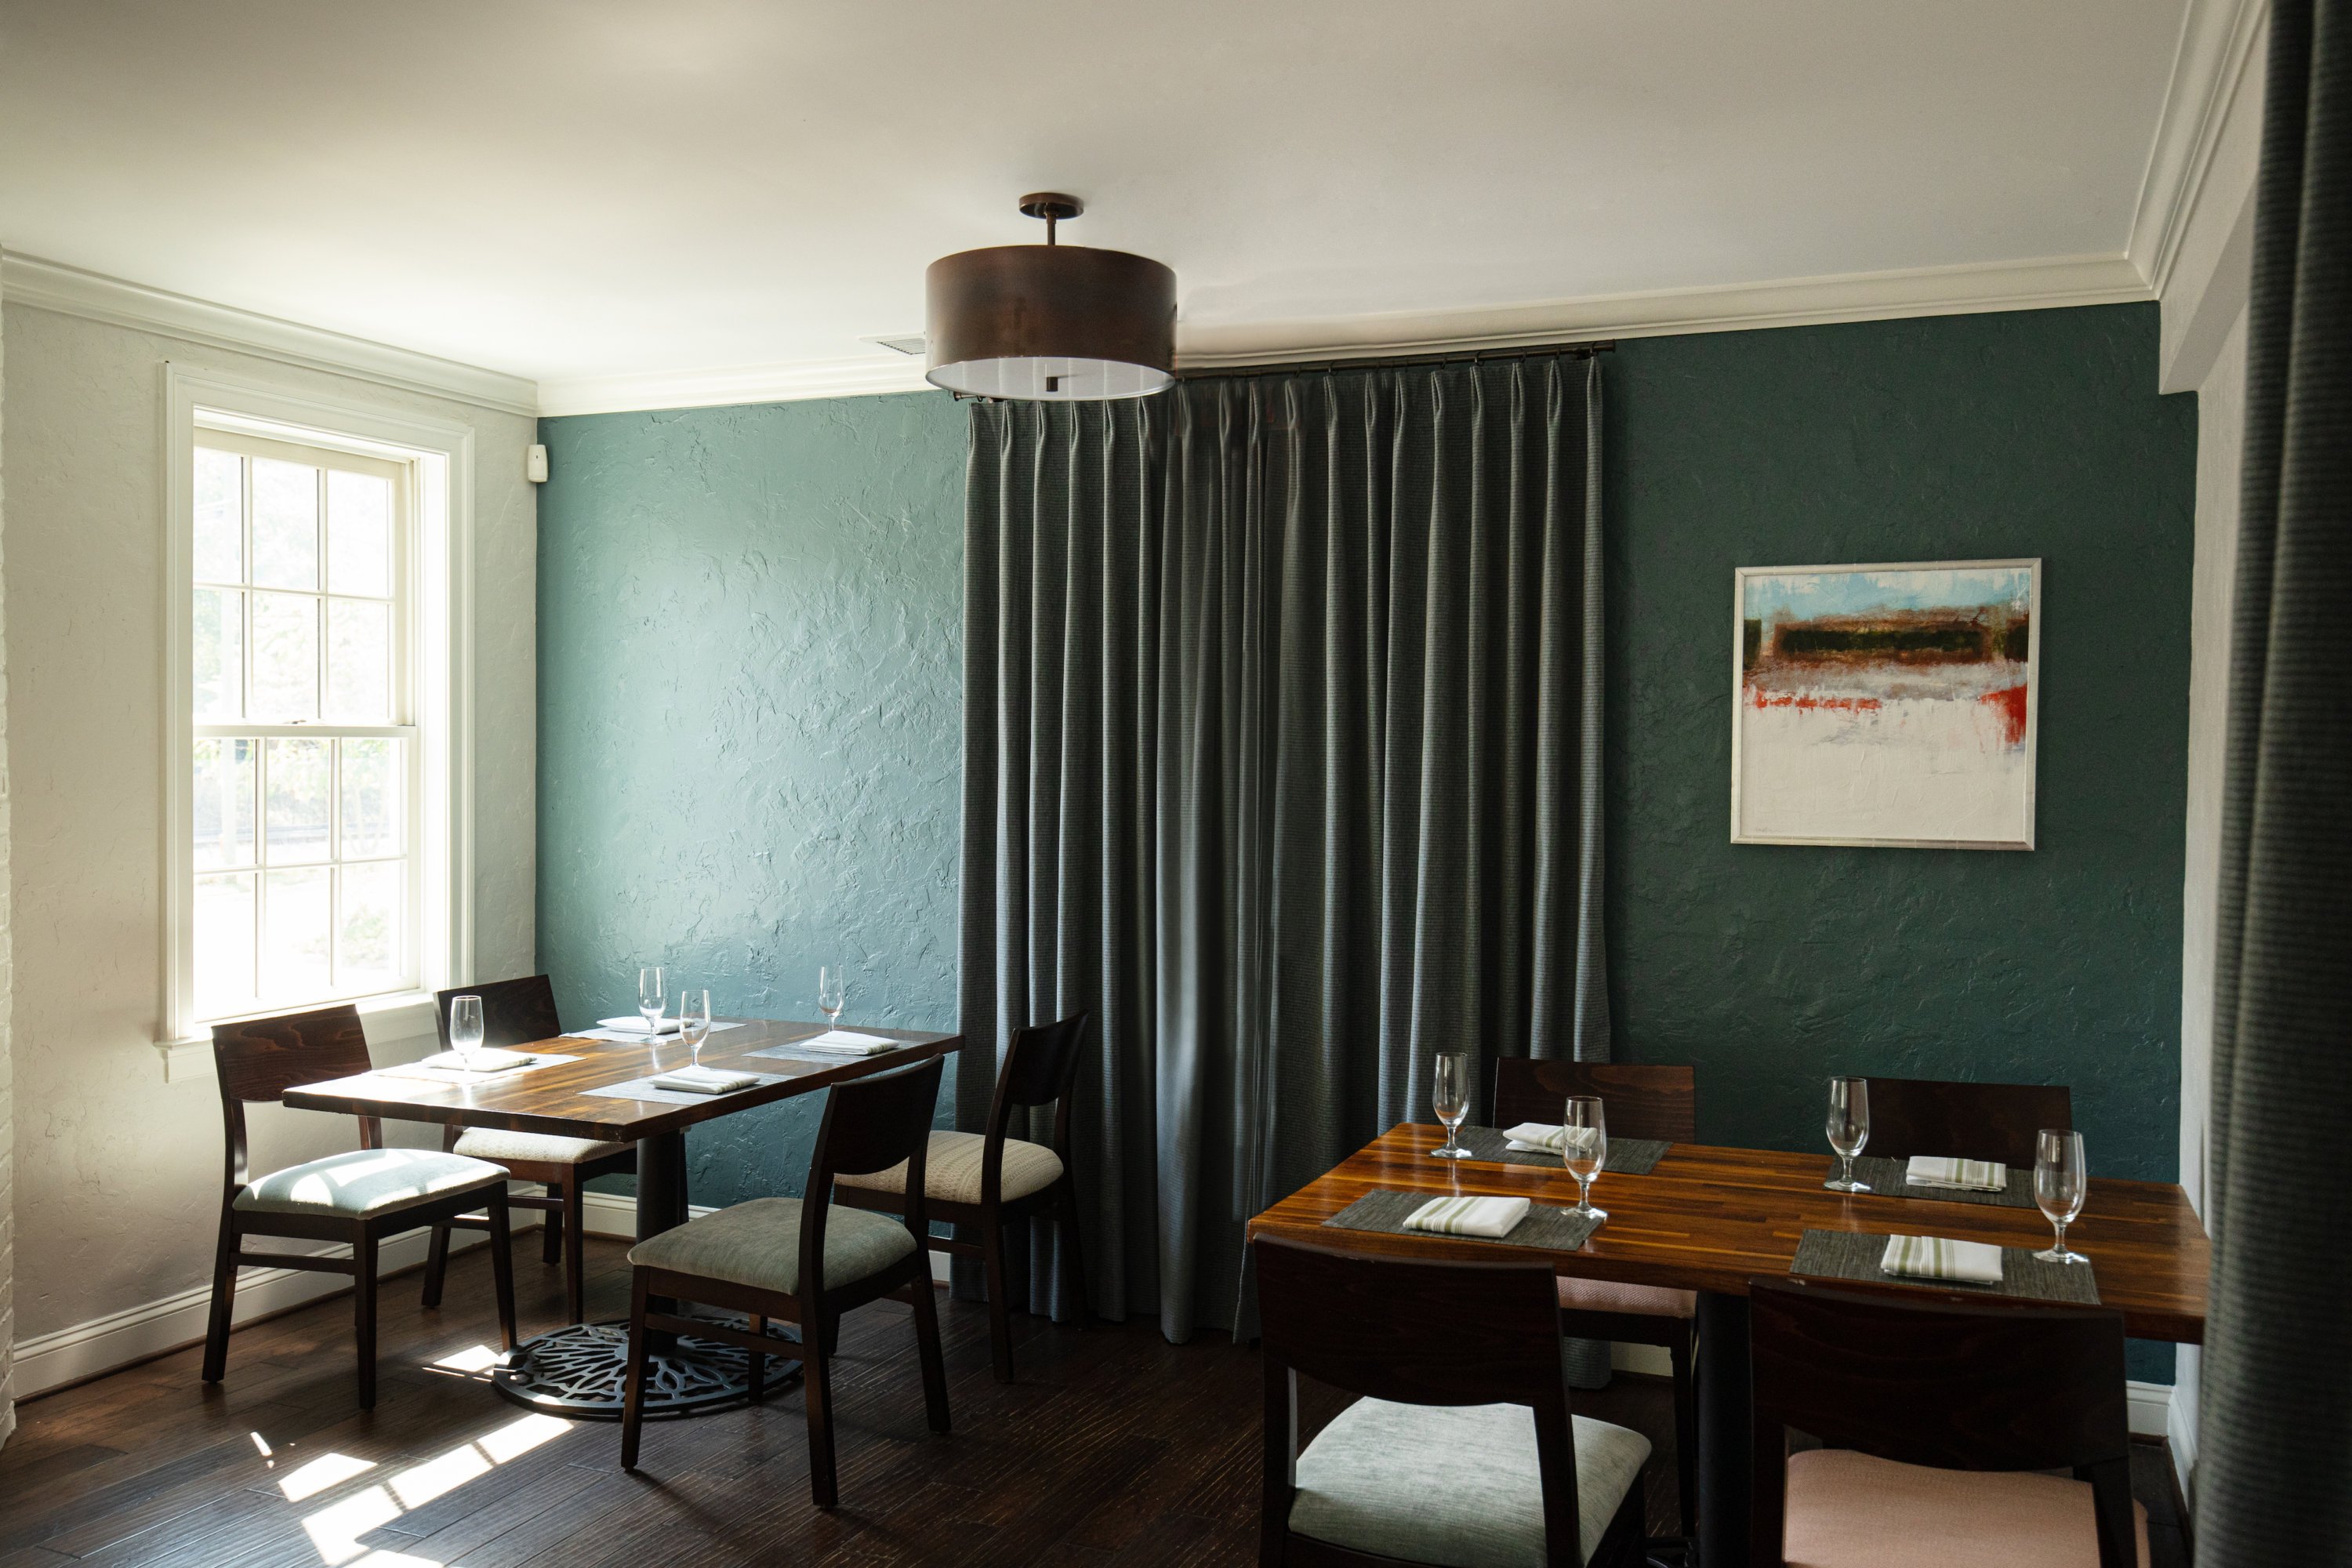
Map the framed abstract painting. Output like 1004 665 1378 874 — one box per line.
1731 558 2040 850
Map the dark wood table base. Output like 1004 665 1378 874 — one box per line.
490 1316 805 1418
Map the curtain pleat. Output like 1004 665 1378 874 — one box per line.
2197 0 2352 1560
960 355 1607 1341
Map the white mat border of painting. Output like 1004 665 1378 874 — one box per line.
1729 557 2041 851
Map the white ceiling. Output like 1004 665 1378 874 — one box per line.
1 0 2209 404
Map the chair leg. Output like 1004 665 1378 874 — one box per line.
748 1313 768 1403
487 1189 518 1350
563 1179 588 1326
420 1223 452 1308
980 1204 1015 1382
201 1214 239 1385
803 1312 840 1508
619 1271 652 1470
353 1232 379 1410
543 1183 565 1266
1669 1323 1698 1541
909 1271 951 1435
1057 1181 1089 1326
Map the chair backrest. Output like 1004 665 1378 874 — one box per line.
211 1004 379 1196
1748 1277 2136 1568
1255 1238 1587 1566
434 975 562 1051
1492 1058 1697 1142
985 1011 1091 1154
800 1054 946 1295
1858 1076 2071 1167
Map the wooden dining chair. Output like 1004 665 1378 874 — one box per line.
1748 1276 2147 1567
202 1004 518 1410
1858 1076 2073 1168
834 1011 1091 1381
619 1053 951 1508
1255 1236 1650 1568
419 975 636 1324
1492 1057 1699 1541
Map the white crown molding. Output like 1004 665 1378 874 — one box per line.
536 355 936 417
0 252 538 419
2129 0 2270 299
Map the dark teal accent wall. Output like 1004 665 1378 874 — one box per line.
535 394 966 1204
538 303 2193 1376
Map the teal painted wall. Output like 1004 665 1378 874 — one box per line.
537 303 2193 1374
535 394 966 1204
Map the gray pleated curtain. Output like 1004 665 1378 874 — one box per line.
959 354 1609 1341
2196 0 2352 1560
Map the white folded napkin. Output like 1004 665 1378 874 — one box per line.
648 1065 760 1095
420 1048 535 1073
1904 1156 2009 1192
1879 1233 2005 1284
1400 1194 1532 1239
793 1029 898 1056
1502 1123 1602 1158
599 1015 682 1035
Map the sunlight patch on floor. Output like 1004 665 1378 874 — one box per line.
291 1409 579 1563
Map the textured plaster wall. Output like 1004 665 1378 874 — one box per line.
535 394 964 1205
0 270 16 1444
2 302 538 1345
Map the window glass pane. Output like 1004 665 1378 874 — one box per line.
325 598 391 722
339 738 402 859
249 591 319 720
337 861 402 993
195 872 257 1018
264 737 331 865
194 587 243 720
194 738 257 870
251 458 319 590
195 448 243 583
326 470 392 597
261 868 331 1000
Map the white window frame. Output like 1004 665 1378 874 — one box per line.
161 364 475 1069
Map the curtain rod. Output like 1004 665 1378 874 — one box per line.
1177 339 1614 380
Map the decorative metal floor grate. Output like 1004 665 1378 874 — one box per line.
490 1318 804 1418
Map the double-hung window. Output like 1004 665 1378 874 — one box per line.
189 429 419 1022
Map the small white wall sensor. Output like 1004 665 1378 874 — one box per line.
526 444 550 483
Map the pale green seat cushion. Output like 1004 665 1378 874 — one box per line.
453 1127 631 1164
1289 1398 1650 1568
234 1148 506 1219
626 1196 917 1296
833 1129 1065 1205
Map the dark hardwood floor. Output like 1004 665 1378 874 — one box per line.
0 1237 2188 1566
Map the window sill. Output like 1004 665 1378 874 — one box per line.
156 989 444 1082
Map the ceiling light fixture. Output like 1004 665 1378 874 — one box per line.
925 193 1176 400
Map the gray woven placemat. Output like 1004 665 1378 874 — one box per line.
1789 1228 2100 1305
1848 1156 2037 1209
1449 1126 1671 1176
1323 1189 1603 1253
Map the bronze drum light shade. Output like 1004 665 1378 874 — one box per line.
925 194 1176 400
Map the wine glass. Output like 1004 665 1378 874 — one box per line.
1429 1051 1471 1159
1824 1076 1872 1192
1563 1095 1608 1220
678 989 712 1068
818 966 847 1029
637 966 665 1036
448 994 485 1072
2034 1128 2089 1264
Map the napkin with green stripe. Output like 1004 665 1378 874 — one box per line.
1502 1123 1602 1158
1905 1156 2009 1192
1401 1194 1531 1239
1879 1233 2004 1284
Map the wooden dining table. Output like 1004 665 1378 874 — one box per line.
284 1016 959 1418
1247 1123 2210 1566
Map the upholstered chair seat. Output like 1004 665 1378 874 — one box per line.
1555 1276 1697 1317
626 1196 919 1297
1782 1448 2151 1568
834 1128 1064 1206
1290 1397 1651 1568
452 1128 632 1163
234 1148 507 1219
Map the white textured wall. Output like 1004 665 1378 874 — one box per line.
0 261 17 1446
0 301 535 1365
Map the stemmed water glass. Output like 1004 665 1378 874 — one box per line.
638 966 666 1036
818 966 848 1029
678 989 713 1068
1563 1095 1609 1220
2034 1128 2089 1265
448 994 485 1073
1824 1076 1872 1192
1429 1051 1471 1160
